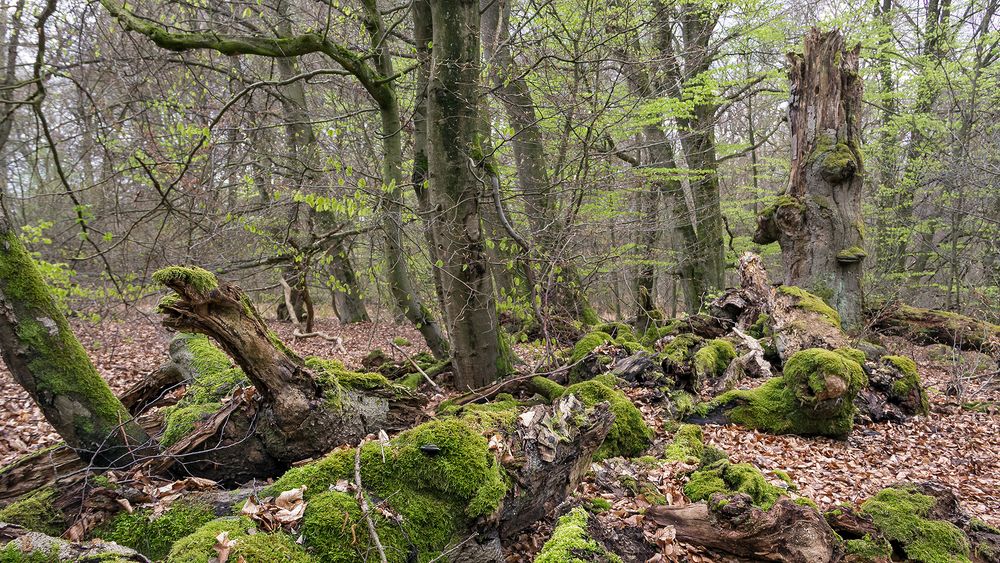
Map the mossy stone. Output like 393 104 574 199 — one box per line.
683 460 785 510
693 339 737 380
563 379 652 460
861 487 971 563
96 501 216 560
663 424 704 463
569 331 613 364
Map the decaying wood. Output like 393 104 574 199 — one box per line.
646 494 842 563
0 523 150 562
498 397 614 538
157 273 425 462
871 303 1000 358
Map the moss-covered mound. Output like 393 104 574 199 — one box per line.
683 459 785 510
861 486 971 563
883 355 930 415
778 285 842 328
0 487 65 536
160 334 249 447
96 501 216 560
693 338 737 381
659 333 703 366
535 507 622 563
569 331 613 364
844 534 893 562
703 348 866 438
263 418 505 562
663 424 705 464
167 517 311 562
563 377 652 460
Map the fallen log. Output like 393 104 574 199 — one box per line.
871 303 1000 358
646 494 842 563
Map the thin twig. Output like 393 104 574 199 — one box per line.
388 339 440 391
354 438 388 563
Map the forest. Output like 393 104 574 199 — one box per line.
0 0 998 561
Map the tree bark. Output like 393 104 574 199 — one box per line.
327 239 370 324
0 210 149 468
755 28 865 329
426 0 505 388
646 495 842 563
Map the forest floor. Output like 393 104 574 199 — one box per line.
1 314 998 559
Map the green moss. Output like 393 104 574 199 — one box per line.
772 469 794 488
640 321 680 346
778 285 842 328
845 534 893 561
535 507 622 563
530 377 566 402
0 229 144 459
563 380 652 460
659 333 703 365
581 307 601 326
392 337 411 347
570 331 613 364
305 357 391 391
152 266 219 293
837 246 868 263
95 501 216 560
160 402 222 447
747 313 771 339
588 498 612 512
263 418 507 561
809 133 859 181
442 395 521 433
684 460 785 510
663 424 704 463
166 517 311 562
0 487 64 536
174 334 247 407
700 445 729 467
693 339 737 380
834 347 867 365
861 487 971 563
669 390 697 418
594 322 636 342
0 544 61 563
707 348 865 438
760 194 804 219
884 355 930 414
794 497 818 509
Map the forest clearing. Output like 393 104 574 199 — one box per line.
0 0 998 561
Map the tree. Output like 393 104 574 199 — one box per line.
0 204 149 466
423 0 510 388
754 28 865 328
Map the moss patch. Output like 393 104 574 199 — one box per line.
663 424 704 464
0 487 64 536
152 266 219 293
778 285 842 328
693 339 736 380
659 333 703 365
883 355 930 414
569 331 613 364
861 487 971 563
263 418 507 561
531 376 567 402
705 348 866 438
684 459 785 510
166 517 311 562
563 379 652 460
535 507 622 563
845 534 893 561
96 501 216 560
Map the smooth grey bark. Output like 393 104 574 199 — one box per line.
754 29 866 328
360 0 449 358
426 0 506 388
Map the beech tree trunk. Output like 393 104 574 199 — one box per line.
755 28 865 329
426 0 505 388
0 210 148 467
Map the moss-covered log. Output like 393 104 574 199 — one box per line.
0 214 148 468
871 303 1000 358
163 394 613 562
153 266 425 463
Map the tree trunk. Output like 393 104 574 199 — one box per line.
426 0 505 388
327 239 369 324
0 211 149 467
755 28 865 329
480 0 592 323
